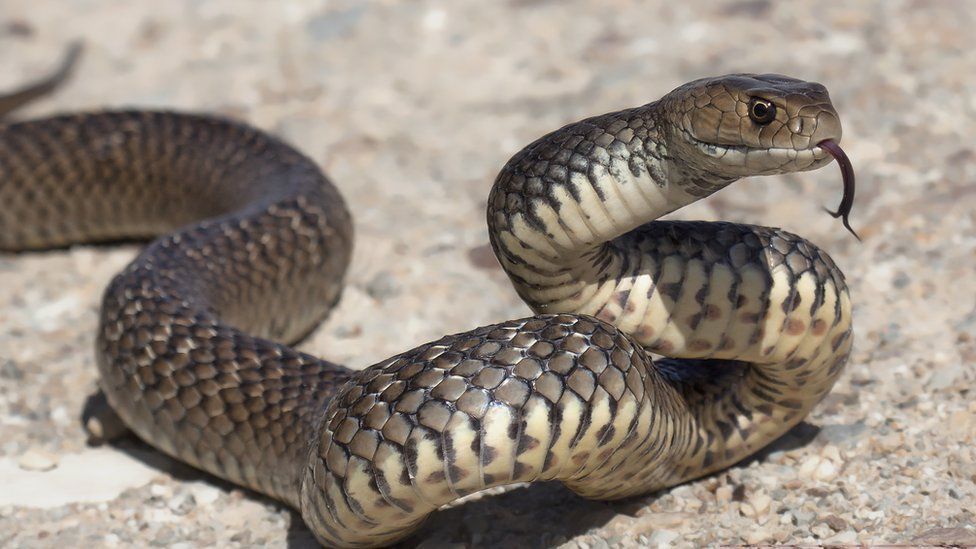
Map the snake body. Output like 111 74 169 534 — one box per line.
1 68 852 547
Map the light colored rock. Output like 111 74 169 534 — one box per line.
647 530 679 547
17 448 59 472
824 530 858 545
814 459 839 481
744 527 774 545
747 492 772 517
187 482 222 506
149 482 172 499
0 447 159 507
168 492 196 515
810 523 832 539
715 484 734 504
912 527 976 546
798 455 822 479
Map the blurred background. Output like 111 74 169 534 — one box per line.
1 1 974 547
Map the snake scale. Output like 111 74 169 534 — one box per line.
1 47 855 547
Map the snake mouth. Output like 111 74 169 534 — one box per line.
681 130 832 171
681 130 858 240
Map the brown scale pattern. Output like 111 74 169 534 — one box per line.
301 314 692 546
3 72 853 548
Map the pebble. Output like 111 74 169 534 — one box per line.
810 523 832 539
821 514 848 531
187 483 222 506
18 448 59 472
747 492 772 517
714 484 734 504
629 511 695 533
824 530 858 545
821 445 842 463
793 508 815 527
815 460 839 481
149 483 172 500
798 455 840 481
0 360 23 380
364 270 399 300
912 527 976 545
168 493 196 516
647 530 679 547
743 527 774 545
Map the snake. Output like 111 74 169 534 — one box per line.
1 46 855 547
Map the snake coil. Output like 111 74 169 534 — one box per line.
1 49 853 547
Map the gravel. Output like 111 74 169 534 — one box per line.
1 0 974 547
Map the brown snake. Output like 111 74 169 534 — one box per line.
1 47 854 547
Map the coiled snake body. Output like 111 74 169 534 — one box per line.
1 59 854 547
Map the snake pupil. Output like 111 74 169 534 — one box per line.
749 98 776 125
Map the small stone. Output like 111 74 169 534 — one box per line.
949 410 976 436
168 492 196 515
149 483 172 499
820 444 842 463
0 360 23 380
715 484 734 503
927 363 962 390
748 492 772 516
50 406 70 426
740 502 756 518
364 270 399 300
810 523 832 539
334 324 363 338
912 527 976 545
188 483 222 506
152 526 178 546
822 514 848 531
744 527 774 545
18 448 58 472
630 511 695 532
814 459 839 481
824 530 857 545
468 244 500 270
647 529 680 547
798 455 821 479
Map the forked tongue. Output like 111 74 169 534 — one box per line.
818 139 859 241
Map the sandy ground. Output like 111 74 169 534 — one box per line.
1 0 974 547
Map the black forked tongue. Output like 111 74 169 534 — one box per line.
818 139 860 241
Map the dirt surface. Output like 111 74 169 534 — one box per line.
1 1 974 547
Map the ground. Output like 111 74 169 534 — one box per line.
1 0 974 547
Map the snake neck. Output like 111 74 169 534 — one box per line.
487 102 738 315
487 101 853 489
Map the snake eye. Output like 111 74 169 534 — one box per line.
748 98 776 125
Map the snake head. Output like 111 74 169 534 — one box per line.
664 73 842 177
661 74 858 238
